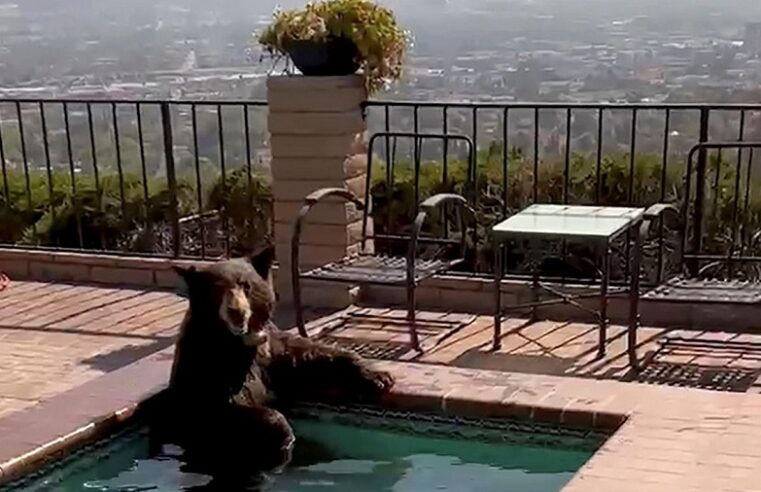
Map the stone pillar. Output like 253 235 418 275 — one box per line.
267 75 369 308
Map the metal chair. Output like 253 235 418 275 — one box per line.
637 142 761 370
290 132 477 352
643 141 761 305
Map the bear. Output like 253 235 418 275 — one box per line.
154 245 394 481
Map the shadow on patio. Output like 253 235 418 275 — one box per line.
282 305 761 393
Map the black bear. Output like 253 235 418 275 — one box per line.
155 246 394 479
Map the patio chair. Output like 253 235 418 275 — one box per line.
290 132 477 352
627 141 761 372
643 141 761 305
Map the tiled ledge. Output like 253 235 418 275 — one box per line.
0 348 172 484
376 361 627 431
379 363 761 492
0 248 214 290
5 248 760 330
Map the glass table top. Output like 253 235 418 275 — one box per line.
492 204 645 240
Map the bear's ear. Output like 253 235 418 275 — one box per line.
249 244 275 279
173 265 200 290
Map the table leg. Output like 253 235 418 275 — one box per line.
530 272 540 322
628 224 642 370
598 243 611 359
624 228 632 284
530 240 539 323
493 241 503 351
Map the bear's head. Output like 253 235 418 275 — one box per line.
173 245 276 348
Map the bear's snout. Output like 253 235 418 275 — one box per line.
220 286 252 336
226 307 247 329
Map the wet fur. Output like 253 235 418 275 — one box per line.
259 329 394 404
157 247 394 476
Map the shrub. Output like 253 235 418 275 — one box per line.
3 147 759 272
0 168 271 256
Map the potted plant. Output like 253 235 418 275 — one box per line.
258 0 408 93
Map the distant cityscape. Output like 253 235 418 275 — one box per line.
2 0 761 175
0 0 272 100
392 0 761 105
1 0 761 104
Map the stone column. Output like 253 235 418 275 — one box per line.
267 75 369 308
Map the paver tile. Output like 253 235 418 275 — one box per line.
0 281 183 419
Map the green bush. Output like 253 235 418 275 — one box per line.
2 146 759 269
369 146 761 272
207 168 273 255
0 168 271 255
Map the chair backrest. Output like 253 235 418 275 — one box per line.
683 141 761 280
361 132 476 254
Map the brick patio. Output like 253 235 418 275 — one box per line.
301 305 761 392
5 279 761 490
4 278 761 420
0 280 185 419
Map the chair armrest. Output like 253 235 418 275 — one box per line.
407 193 477 278
303 187 365 210
639 203 683 284
420 193 470 212
640 203 681 238
643 203 680 221
291 187 368 284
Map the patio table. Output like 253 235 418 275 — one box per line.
492 204 645 369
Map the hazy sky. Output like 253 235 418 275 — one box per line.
254 0 761 23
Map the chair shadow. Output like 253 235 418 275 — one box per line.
82 337 177 373
447 322 664 381
447 321 583 377
81 307 344 374
273 308 346 333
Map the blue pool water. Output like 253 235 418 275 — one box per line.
5 406 603 492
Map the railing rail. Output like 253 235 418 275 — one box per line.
364 100 761 280
4 96 761 280
0 98 272 259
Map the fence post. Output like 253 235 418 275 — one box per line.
690 108 710 276
161 102 181 258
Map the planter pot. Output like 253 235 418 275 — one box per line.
285 37 360 76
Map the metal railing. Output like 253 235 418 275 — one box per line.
0 99 272 259
364 100 761 280
4 96 761 280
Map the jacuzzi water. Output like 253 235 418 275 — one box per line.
5 406 603 492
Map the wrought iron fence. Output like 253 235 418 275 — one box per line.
4 96 761 280
0 99 272 259
364 101 761 281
